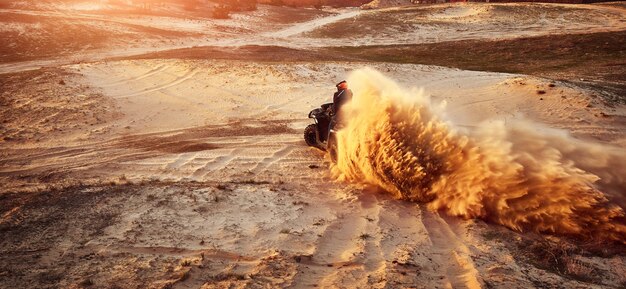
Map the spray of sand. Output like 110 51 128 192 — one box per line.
332 68 626 243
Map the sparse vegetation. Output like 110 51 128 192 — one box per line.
216 184 229 191
79 278 94 287
481 230 503 241
212 272 247 281
236 179 272 185
180 259 192 266
523 239 600 283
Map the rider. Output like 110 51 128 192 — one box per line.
331 80 353 127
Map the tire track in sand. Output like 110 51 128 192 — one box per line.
421 210 484 289
251 145 297 174
98 63 170 87
111 67 198 99
288 191 384 288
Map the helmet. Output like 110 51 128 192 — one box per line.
336 80 348 90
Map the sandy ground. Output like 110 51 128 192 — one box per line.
1 2 626 289
2 59 625 289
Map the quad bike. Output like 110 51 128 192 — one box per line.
304 103 339 162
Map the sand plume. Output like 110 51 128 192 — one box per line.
332 68 626 243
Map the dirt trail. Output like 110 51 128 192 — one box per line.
265 9 362 38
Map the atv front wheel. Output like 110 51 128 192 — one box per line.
304 124 319 147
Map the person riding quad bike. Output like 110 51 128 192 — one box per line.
304 81 353 162
332 80 353 125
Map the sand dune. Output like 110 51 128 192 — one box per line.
1 2 625 288
1 60 624 288
2 2 625 74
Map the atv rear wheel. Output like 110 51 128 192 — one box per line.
304 124 319 147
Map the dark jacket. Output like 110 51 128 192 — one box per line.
332 88 353 118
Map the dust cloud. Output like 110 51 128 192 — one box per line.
332 68 626 243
